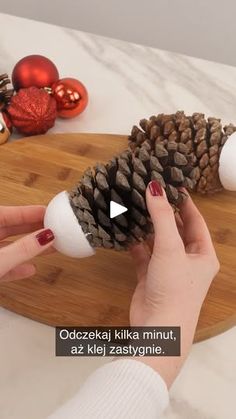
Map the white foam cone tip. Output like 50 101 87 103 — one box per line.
44 191 95 258
219 132 236 191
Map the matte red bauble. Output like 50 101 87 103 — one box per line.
8 87 57 136
12 55 59 90
52 78 88 118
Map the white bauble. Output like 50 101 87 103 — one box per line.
44 191 95 258
219 132 236 191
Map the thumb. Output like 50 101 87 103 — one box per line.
146 181 184 254
0 228 54 277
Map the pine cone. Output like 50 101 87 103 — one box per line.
129 111 236 194
69 111 236 251
0 73 14 111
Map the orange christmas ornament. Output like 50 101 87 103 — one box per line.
52 77 88 118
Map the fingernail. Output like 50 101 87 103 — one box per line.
36 229 54 246
148 180 163 197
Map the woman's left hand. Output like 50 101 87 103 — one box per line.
0 205 54 282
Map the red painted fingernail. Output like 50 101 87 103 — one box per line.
36 229 54 246
148 180 163 197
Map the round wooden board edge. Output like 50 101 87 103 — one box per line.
0 297 235 343
4 132 128 147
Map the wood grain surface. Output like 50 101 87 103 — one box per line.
0 133 235 342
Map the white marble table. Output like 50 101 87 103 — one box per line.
0 13 235 419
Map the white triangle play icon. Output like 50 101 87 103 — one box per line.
110 201 128 219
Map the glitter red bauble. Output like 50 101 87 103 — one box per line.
8 87 57 136
12 55 59 91
52 78 88 118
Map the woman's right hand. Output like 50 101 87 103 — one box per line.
129 181 219 387
130 181 219 326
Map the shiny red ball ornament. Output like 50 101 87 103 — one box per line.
52 78 88 118
12 55 59 91
8 86 57 136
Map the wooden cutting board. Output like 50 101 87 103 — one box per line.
0 133 235 342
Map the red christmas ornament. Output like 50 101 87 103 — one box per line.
12 55 59 91
52 78 88 118
8 87 57 136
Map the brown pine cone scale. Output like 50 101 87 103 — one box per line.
0 73 14 111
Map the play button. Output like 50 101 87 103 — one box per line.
110 201 128 218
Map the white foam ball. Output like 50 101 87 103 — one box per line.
44 191 95 258
219 131 236 191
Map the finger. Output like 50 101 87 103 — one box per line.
0 240 56 255
179 190 214 254
0 221 44 240
1 263 36 283
146 181 184 254
129 242 150 281
0 228 54 277
175 212 184 239
0 241 11 248
0 206 45 228
146 234 154 253
41 246 56 255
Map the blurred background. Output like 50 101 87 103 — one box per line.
0 0 235 66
